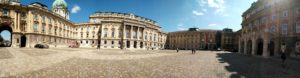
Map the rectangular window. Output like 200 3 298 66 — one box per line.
33 14 38 20
49 26 52 34
2 9 9 16
112 31 115 38
282 10 288 17
282 24 288 35
296 21 300 33
42 24 45 33
104 31 107 38
126 31 130 38
133 32 137 39
49 18 52 24
297 7 300 14
42 16 46 22
272 14 276 21
34 23 38 32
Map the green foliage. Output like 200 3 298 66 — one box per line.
0 35 3 42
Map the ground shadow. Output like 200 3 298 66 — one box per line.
216 52 300 78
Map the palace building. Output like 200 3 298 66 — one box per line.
240 0 300 57
0 0 167 50
165 28 218 50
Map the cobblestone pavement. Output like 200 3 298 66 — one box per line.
0 48 300 78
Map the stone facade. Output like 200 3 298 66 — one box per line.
221 28 239 52
240 0 300 57
165 28 218 50
0 0 167 50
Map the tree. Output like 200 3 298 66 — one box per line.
0 35 3 42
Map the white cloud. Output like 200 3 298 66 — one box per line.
207 0 226 15
208 23 218 26
177 24 187 30
192 10 204 16
71 5 81 14
196 0 227 16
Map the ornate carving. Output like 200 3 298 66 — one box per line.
0 16 12 25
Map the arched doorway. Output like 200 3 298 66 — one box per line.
256 38 264 55
20 35 26 47
247 40 252 55
126 40 130 48
269 40 275 56
0 25 13 47
240 41 244 53
140 42 143 48
133 41 137 48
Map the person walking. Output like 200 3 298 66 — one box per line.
177 48 179 53
281 43 287 68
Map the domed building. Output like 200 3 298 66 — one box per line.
0 0 167 50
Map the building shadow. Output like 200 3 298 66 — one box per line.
216 53 266 78
216 52 300 78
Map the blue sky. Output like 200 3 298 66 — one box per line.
1 0 257 40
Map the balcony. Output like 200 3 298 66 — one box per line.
0 16 12 25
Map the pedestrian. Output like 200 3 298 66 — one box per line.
281 43 287 68
191 49 194 54
177 48 179 53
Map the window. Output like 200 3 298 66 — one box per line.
270 25 276 32
272 14 276 21
126 31 130 38
33 14 39 20
139 32 142 39
104 40 107 44
133 32 137 39
111 28 115 38
34 23 38 31
49 18 52 23
282 24 288 35
282 10 288 17
154 34 156 41
42 16 46 22
297 7 300 14
296 21 300 33
42 24 45 32
49 26 52 33
55 28 57 35
87 32 89 38
145 33 148 40
2 9 9 16
104 29 108 38
118 31 122 38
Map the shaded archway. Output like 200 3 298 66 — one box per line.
240 40 244 53
256 38 264 55
247 40 252 55
134 41 137 48
268 40 275 56
20 35 26 47
0 25 12 47
140 42 143 48
126 40 130 48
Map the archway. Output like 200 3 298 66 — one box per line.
269 40 275 56
256 38 264 55
247 40 252 55
240 40 244 53
20 35 26 47
126 40 130 48
140 42 143 48
0 25 12 47
134 41 137 48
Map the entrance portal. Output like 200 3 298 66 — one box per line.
256 38 263 55
20 35 26 47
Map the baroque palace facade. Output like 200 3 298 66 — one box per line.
0 0 167 50
240 0 300 57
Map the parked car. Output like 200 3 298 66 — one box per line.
34 43 49 49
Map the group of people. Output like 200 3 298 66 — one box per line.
176 48 197 54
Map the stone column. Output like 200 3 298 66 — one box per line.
130 25 133 49
243 39 247 55
252 39 256 55
263 39 269 58
137 27 139 40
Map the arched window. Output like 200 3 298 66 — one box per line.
111 28 115 38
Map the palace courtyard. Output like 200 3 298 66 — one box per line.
0 48 300 78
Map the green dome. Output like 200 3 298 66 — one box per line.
52 0 67 8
